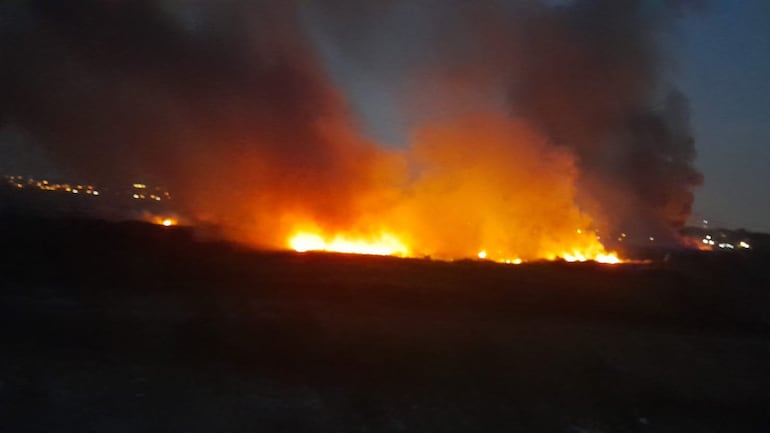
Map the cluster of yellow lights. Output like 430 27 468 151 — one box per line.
289 231 621 264
289 232 409 257
132 193 164 201
132 183 171 201
4 176 100 195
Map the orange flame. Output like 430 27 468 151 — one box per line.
287 228 619 263
182 112 625 264
280 115 622 264
146 215 178 227
289 231 408 256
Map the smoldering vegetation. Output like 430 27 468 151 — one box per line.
1 215 769 433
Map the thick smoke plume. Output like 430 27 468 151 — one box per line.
1 0 703 255
503 0 704 241
0 0 394 246
312 0 704 243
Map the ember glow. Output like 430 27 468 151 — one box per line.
146 215 178 227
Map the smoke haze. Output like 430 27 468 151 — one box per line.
311 0 704 243
0 0 703 255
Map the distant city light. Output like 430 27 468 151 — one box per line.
3 175 107 198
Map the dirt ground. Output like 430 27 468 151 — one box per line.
1 216 769 432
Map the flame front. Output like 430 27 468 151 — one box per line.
281 116 623 264
288 229 619 263
289 232 409 256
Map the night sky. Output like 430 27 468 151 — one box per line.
678 0 770 232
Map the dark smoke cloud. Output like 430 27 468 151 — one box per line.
312 0 704 242
1 0 703 246
505 0 704 240
0 0 385 242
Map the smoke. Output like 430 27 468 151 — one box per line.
503 0 705 241
0 0 703 253
312 0 704 243
388 114 608 260
0 0 395 246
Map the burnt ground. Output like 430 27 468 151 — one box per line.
1 215 769 433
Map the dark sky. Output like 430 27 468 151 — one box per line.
678 0 770 232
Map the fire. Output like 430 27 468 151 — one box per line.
287 228 620 264
564 252 621 264
281 116 623 264
289 232 409 256
471 246 619 264
594 253 621 264
288 229 620 263
147 216 178 227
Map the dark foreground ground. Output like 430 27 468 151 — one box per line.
1 216 769 433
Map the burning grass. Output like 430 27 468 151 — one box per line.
282 116 622 264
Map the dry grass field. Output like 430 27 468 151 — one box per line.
1 216 769 432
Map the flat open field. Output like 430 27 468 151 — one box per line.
1 216 769 433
